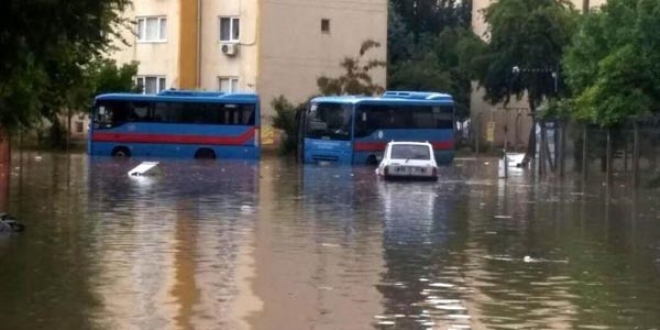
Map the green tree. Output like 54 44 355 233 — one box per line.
91 59 141 96
470 0 578 162
0 0 131 137
389 28 484 120
563 0 660 127
317 40 386 96
271 96 308 155
390 0 472 43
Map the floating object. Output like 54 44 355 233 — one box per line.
0 213 25 232
128 161 160 176
429 282 454 288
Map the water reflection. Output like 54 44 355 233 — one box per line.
1 153 660 330
86 157 259 330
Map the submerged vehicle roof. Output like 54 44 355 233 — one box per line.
94 89 259 103
387 141 434 147
310 90 453 104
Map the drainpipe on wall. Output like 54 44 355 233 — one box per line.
197 0 202 88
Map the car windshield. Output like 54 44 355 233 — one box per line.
390 144 431 160
305 102 352 141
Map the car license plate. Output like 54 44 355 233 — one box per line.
391 166 410 175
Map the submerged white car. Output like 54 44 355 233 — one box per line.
376 141 439 181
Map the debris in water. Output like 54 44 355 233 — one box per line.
494 215 512 219
485 231 498 235
321 243 339 248
419 278 429 282
429 282 454 288
446 314 471 320
428 299 461 305
435 305 467 311
378 321 395 326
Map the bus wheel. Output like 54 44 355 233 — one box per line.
111 147 131 158
194 148 216 160
366 155 378 166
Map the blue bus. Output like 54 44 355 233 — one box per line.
296 91 455 165
88 89 260 159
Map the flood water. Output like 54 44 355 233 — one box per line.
1 152 660 330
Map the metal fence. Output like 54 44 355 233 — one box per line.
504 117 660 188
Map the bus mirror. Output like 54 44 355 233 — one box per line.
362 112 367 121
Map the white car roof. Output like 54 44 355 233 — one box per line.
387 141 433 147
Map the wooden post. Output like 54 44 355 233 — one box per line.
540 121 547 176
606 129 613 186
582 124 588 183
633 121 640 188
66 107 72 152
624 136 629 172
0 127 10 211
559 119 566 178
475 113 481 156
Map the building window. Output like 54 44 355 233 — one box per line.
136 76 167 94
136 16 167 42
321 19 330 33
75 122 84 133
218 77 239 92
219 17 240 42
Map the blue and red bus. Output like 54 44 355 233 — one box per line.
296 91 455 165
88 89 260 159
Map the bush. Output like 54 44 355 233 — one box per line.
271 95 305 155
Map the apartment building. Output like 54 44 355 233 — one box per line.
470 0 607 150
107 0 387 144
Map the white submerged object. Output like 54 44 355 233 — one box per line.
128 161 160 176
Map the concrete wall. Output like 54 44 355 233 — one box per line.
111 0 180 89
199 0 259 92
106 0 388 146
257 0 388 122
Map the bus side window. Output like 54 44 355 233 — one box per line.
223 109 231 124
131 102 150 122
153 102 168 122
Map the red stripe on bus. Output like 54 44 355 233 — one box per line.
92 128 255 146
354 140 454 152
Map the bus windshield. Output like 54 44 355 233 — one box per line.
305 102 352 141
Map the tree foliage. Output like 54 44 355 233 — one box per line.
0 0 131 131
563 0 660 127
387 0 476 119
471 0 578 110
271 96 303 154
317 40 386 96
390 0 472 43
91 59 140 96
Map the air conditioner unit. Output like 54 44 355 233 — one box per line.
221 43 238 56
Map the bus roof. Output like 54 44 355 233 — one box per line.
94 89 259 103
310 90 454 105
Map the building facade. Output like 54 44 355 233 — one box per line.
106 0 387 145
469 0 607 150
